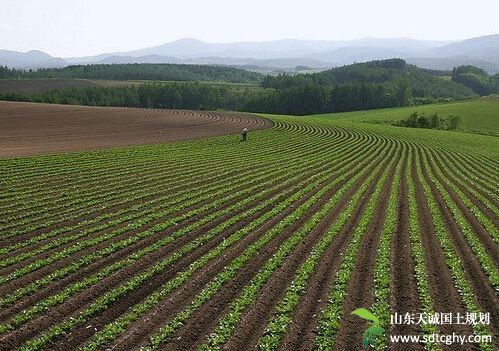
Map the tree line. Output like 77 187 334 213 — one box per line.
0 80 465 116
0 63 263 84
0 83 263 111
0 59 482 115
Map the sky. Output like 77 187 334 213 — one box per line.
1 0 499 57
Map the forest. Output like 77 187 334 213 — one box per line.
451 65 499 95
1 60 494 115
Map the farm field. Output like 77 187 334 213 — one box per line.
0 101 498 351
0 79 262 94
0 101 269 157
90 80 262 90
0 79 98 95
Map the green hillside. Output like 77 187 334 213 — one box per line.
308 59 475 100
263 59 475 100
308 96 499 137
452 65 499 95
250 59 477 115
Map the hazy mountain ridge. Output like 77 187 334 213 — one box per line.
0 49 66 69
1 34 498 73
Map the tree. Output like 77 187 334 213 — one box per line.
396 80 412 106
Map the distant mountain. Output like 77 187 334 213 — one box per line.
406 57 499 75
307 35 499 74
125 38 226 58
406 34 499 73
119 38 338 59
308 46 418 66
97 55 181 65
65 35 497 73
90 55 329 73
423 34 499 61
68 37 449 63
326 37 450 50
0 50 66 69
63 39 223 64
1 34 498 74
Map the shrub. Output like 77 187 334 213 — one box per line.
396 112 461 130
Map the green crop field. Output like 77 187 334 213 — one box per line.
0 100 497 350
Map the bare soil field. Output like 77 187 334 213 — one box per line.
0 79 98 94
0 101 270 157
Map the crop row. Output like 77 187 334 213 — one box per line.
3 131 382 342
313 142 398 350
1 115 497 351
17 146 354 350
1 132 328 231
0 137 361 310
12 126 390 350
414 150 495 351
145 138 395 351
0 130 373 273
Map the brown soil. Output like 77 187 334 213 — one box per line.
0 79 97 95
0 101 271 157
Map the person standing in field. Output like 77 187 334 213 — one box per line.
241 128 248 142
